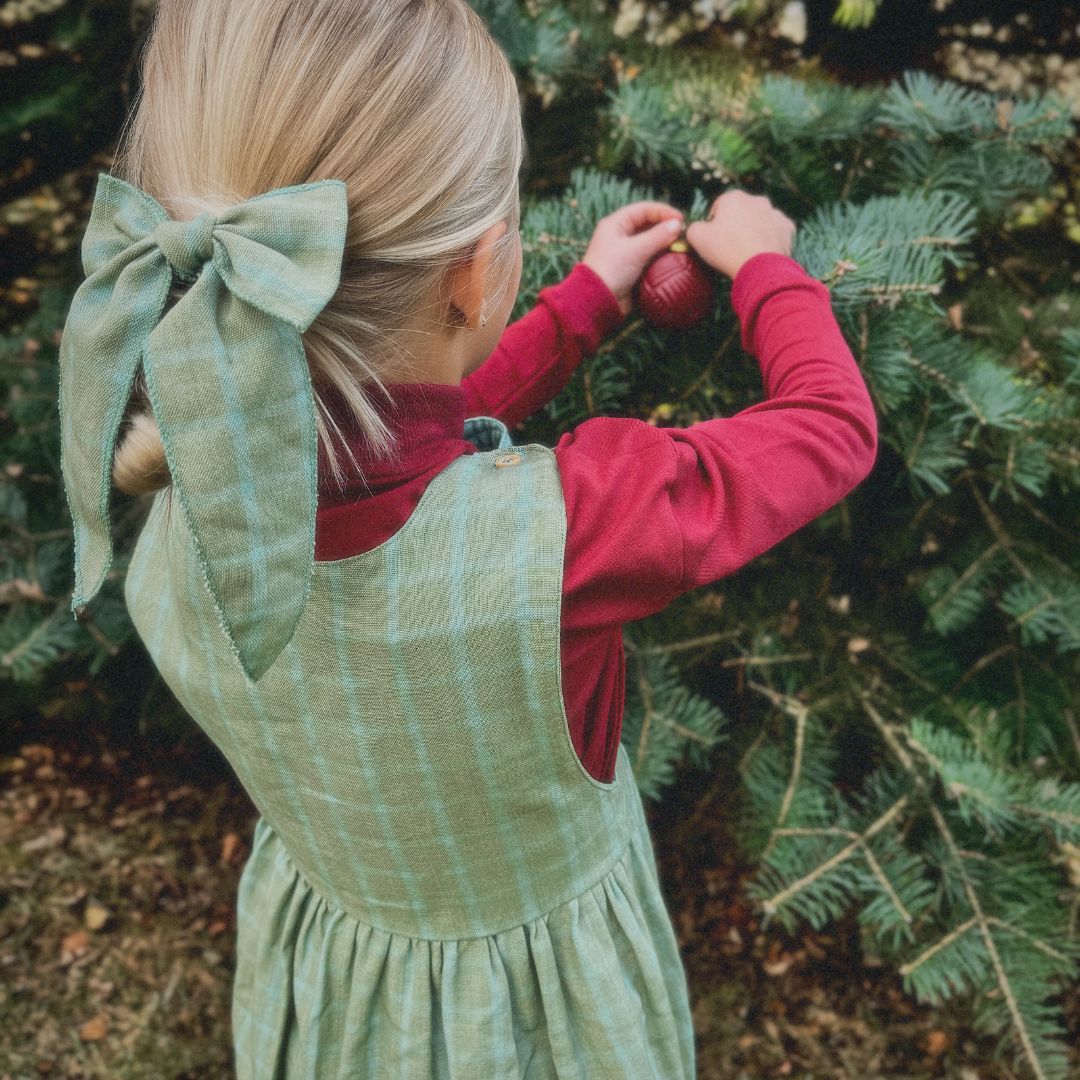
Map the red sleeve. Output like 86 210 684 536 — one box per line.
461 262 625 429
557 251 879 631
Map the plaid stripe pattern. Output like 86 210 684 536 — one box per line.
58 172 348 683
124 440 696 1078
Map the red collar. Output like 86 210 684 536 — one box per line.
316 380 472 503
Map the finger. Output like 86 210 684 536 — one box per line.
630 217 684 258
609 201 684 235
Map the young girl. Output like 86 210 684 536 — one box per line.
58 1 878 1076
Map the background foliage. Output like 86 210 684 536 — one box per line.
2 0 1080 1076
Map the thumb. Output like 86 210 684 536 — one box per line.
635 217 683 259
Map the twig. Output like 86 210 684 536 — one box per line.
624 629 745 656
719 652 814 668
862 693 1050 1080
761 796 909 916
900 916 978 976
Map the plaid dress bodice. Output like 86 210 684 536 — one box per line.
124 419 695 1078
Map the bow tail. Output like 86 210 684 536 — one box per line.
142 269 320 682
60 246 172 608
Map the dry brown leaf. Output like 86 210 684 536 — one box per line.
762 948 802 976
60 929 90 960
925 1029 950 1056
78 1015 108 1041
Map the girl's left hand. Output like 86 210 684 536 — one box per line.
582 202 686 319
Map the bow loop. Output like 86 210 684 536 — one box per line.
59 171 350 682
153 213 216 282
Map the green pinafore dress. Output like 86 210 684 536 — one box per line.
124 415 697 1079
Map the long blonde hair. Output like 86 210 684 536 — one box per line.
110 0 523 496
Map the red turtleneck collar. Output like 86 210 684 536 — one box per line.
314 380 478 557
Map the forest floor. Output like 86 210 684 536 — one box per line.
4 721 1076 1079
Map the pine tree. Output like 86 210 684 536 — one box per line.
481 7 1080 1075
2 2 1079 1075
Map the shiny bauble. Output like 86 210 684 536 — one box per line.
633 239 717 330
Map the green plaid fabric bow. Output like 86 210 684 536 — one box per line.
59 172 349 682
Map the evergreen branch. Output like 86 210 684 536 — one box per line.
626 629 745 656
860 693 916 771
948 643 1019 694
905 351 990 426
904 399 933 480
676 325 740 405
1015 493 1080 545
746 681 810 717
664 719 715 746
862 695 1060 1080
863 282 943 299
738 727 769 778
985 918 1073 965
865 639 942 697
970 480 1080 646
761 796 910 915
74 607 122 658
771 824 915 924
593 316 646 358
769 691 806 851
1011 804 1080 833
926 798 1049 1080
521 231 584 254
719 652 814 667
900 916 979 977
1013 596 1059 629
925 541 1003 623
839 136 865 202
747 680 847 860
1064 709 1080 770
911 236 966 246
860 840 915 925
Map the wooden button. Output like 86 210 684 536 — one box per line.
494 453 521 468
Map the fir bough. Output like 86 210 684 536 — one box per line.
503 24 1079 1076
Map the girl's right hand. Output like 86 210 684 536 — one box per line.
685 190 797 281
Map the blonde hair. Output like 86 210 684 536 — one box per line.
110 0 523 496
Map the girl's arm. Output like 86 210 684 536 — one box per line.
555 251 880 630
460 262 624 428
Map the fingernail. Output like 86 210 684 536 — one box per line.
666 219 682 231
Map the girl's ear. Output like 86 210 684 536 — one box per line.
443 221 508 329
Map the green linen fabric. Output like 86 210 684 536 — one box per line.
59 172 349 683
124 436 696 1079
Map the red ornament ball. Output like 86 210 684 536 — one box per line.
634 240 717 330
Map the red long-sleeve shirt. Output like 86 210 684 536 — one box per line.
315 252 879 783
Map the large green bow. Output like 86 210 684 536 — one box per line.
59 172 349 681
